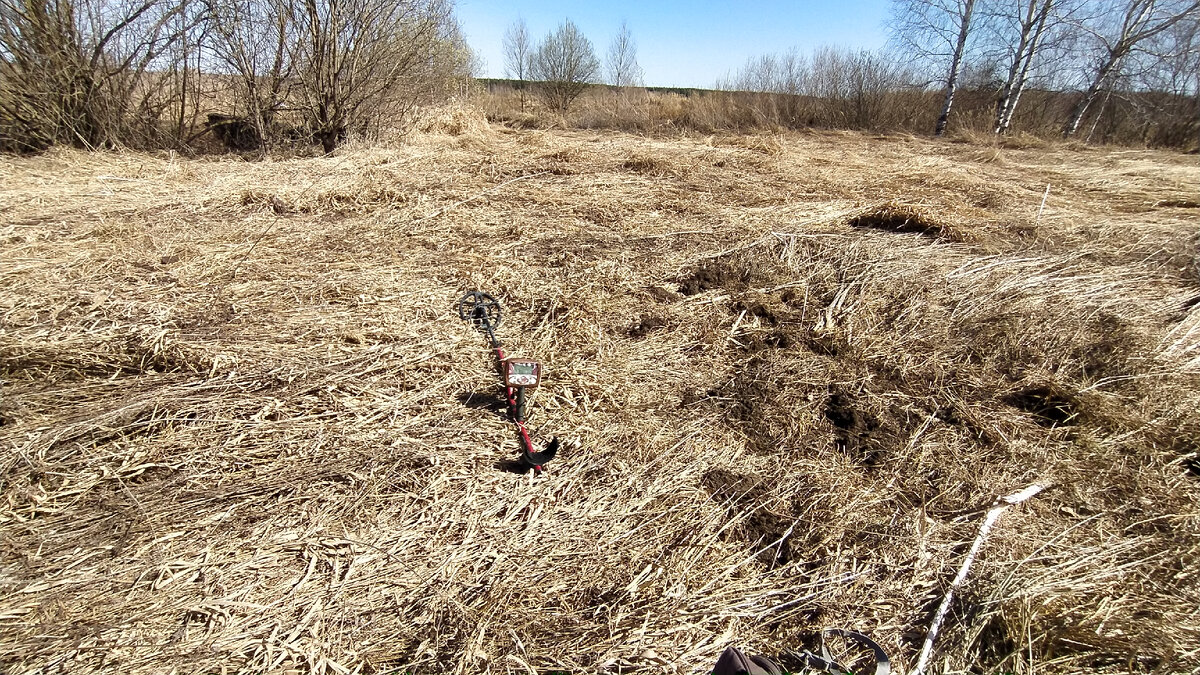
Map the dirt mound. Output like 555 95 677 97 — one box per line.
679 261 747 295
824 389 886 462
620 154 680 177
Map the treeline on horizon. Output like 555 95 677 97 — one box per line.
480 73 1192 149
1 0 1197 154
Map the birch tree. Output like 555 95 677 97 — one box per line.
605 20 642 115
991 0 1057 133
1062 0 1200 137
891 0 981 136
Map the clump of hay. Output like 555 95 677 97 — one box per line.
621 154 673 176
847 201 962 240
710 134 784 155
412 101 491 137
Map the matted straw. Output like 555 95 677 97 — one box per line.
2 125 1198 674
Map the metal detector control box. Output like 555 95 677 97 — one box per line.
505 358 541 388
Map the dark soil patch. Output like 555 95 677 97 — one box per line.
700 468 802 566
737 330 795 352
730 292 835 353
1003 384 1081 426
824 389 889 467
679 387 719 407
744 509 798 566
934 401 1001 447
124 465 177 486
621 155 672 175
574 205 620 225
643 286 681 303
724 377 772 426
795 330 842 357
719 365 792 456
1149 423 1200 479
1185 456 1200 478
825 392 869 431
969 606 1020 669
1072 312 1142 381
678 260 751 296
678 252 791 297
628 315 669 338
702 467 762 498
732 298 781 325
847 203 952 239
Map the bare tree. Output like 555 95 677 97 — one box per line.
1131 12 1200 146
724 45 913 130
291 0 464 152
808 46 910 129
891 0 981 135
724 47 810 126
502 18 531 110
606 20 642 88
529 19 599 114
0 0 197 151
989 0 1059 133
1062 0 1200 137
604 21 642 116
778 47 806 96
164 1 210 142
205 0 297 148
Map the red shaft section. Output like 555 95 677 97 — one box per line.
495 347 535 456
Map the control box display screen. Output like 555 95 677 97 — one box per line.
505 359 540 387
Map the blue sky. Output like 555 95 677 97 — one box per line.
457 1 893 89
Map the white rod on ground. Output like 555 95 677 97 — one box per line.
1035 184 1051 226
910 483 1047 675
729 309 748 338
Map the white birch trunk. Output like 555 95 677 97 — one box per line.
935 0 977 136
995 0 1053 134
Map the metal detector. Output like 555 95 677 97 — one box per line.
458 290 559 472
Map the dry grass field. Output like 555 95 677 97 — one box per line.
2 106 1199 674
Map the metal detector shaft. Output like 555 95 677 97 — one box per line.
481 318 500 349
458 290 559 471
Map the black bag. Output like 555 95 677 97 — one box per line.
711 646 782 675
710 630 890 675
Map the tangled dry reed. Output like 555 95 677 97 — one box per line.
2 109 1199 674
